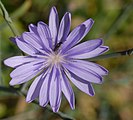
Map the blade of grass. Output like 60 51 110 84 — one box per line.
0 0 19 36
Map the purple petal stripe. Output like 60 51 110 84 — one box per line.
26 72 44 103
65 70 95 96
22 32 43 49
16 37 37 56
39 69 52 107
28 24 37 33
10 37 17 44
66 39 103 56
61 24 86 53
63 62 102 84
37 22 52 50
10 70 41 86
70 46 109 59
80 18 94 40
9 61 44 85
49 6 59 46
49 67 61 112
71 60 108 76
4 56 44 68
10 60 44 78
61 70 75 109
57 12 71 43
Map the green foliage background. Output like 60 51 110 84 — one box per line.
0 0 133 120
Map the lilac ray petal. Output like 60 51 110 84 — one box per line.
49 67 61 112
52 98 61 112
28 24 43 45
49 6 59 46
28 24 37 33
57 12 71 43
16 37 37 56
10 69 41 86
80 18 94 40
39 69 52 107
22 32 43 49
61 70 75 109
65 70 95 96
66 39 103 56
63 62 102 84
22 32 49 55
61 24 86 53
70 46 109 59
37 22 52 50
4 56 44 68
10 37 17 44
71 60 108 75
26 72 45 103
68 61 104 80
10 60 44 78
17 37 49 56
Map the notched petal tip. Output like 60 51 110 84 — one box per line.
70 96 75 110
26 93 36 103
63 12 71 23
9 80 16 86
28 23 34 27
4 58 10 67
89 18 94 24
28 23 35 30
10 78 25 86
52 106 60 113
28 23 36 28
97 38 103 44
10 37 17 44
102 46 109 53
82 18 94 30
26 98 32 103
101 67 109 75
49 6 58 19
65 12 71 16
37 21 46 27
89 91 95 96
105 46 109 50
71 106 75 110
98 78 104 84
22 32 29 39
105 69 109 75
39 101 48 107
51 6 57 13
82 18 94 25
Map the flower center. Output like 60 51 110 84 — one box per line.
46 52 64 66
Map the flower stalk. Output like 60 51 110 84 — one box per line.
0 85 75 120
89 48 133 61
0 0 19 36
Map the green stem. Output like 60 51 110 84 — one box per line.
0 86 75 120
0 0 19 36
89 48 133 61
0 86 19 95
0 1 25 55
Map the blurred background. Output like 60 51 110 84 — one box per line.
0 0 133 120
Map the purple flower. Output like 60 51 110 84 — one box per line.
4 7 109 112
